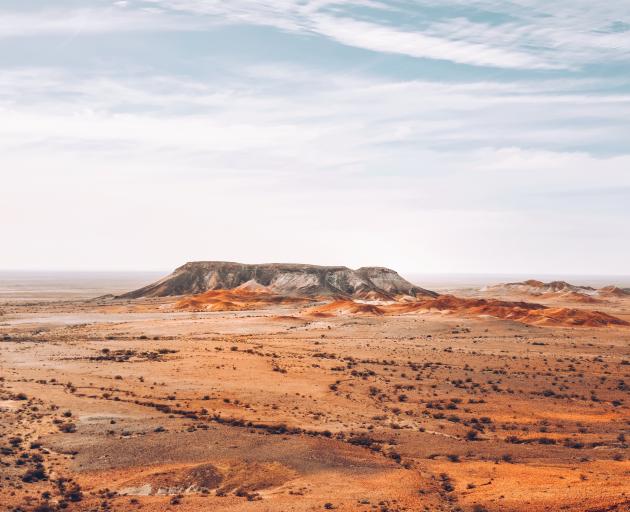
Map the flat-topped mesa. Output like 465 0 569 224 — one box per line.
120 261 437 300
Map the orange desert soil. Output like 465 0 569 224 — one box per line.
1 283 629 512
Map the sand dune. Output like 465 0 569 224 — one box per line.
307 294 629 327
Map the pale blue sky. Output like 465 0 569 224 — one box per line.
2 1 629 274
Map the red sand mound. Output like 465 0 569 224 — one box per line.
598 286 630 298
175 289 309 312
385 295 544 315
307 300 385 317
405 295 627 327
519 307 629 327
306 295 628 328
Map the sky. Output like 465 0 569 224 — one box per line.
1 1 629 275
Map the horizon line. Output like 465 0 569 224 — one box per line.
1 268 629 279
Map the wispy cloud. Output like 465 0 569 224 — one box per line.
140 0 630 69
2 0 629 70
0 6 184 37
2 66 629 195
311 15 558 69
2 67 629 158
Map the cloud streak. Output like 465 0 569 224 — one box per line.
312 16 558 69
2 0 630 69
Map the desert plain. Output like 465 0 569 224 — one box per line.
1 267 629 512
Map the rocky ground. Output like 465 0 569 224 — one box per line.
1 282 629 512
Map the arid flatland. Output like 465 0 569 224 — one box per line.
1 269 629 512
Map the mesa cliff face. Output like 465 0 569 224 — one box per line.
120 261 437 300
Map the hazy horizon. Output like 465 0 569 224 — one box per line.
3 266 630 278
2 269 630 293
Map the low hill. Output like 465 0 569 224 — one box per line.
120 261 437 300
598 286 630 298
306 295 629 327
174 289 309 312
483 280 630 302
485 280 596 296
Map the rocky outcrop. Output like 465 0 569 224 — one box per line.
485 280 596 296
120 261 437 300
484 280 630 301
598 286 630 298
